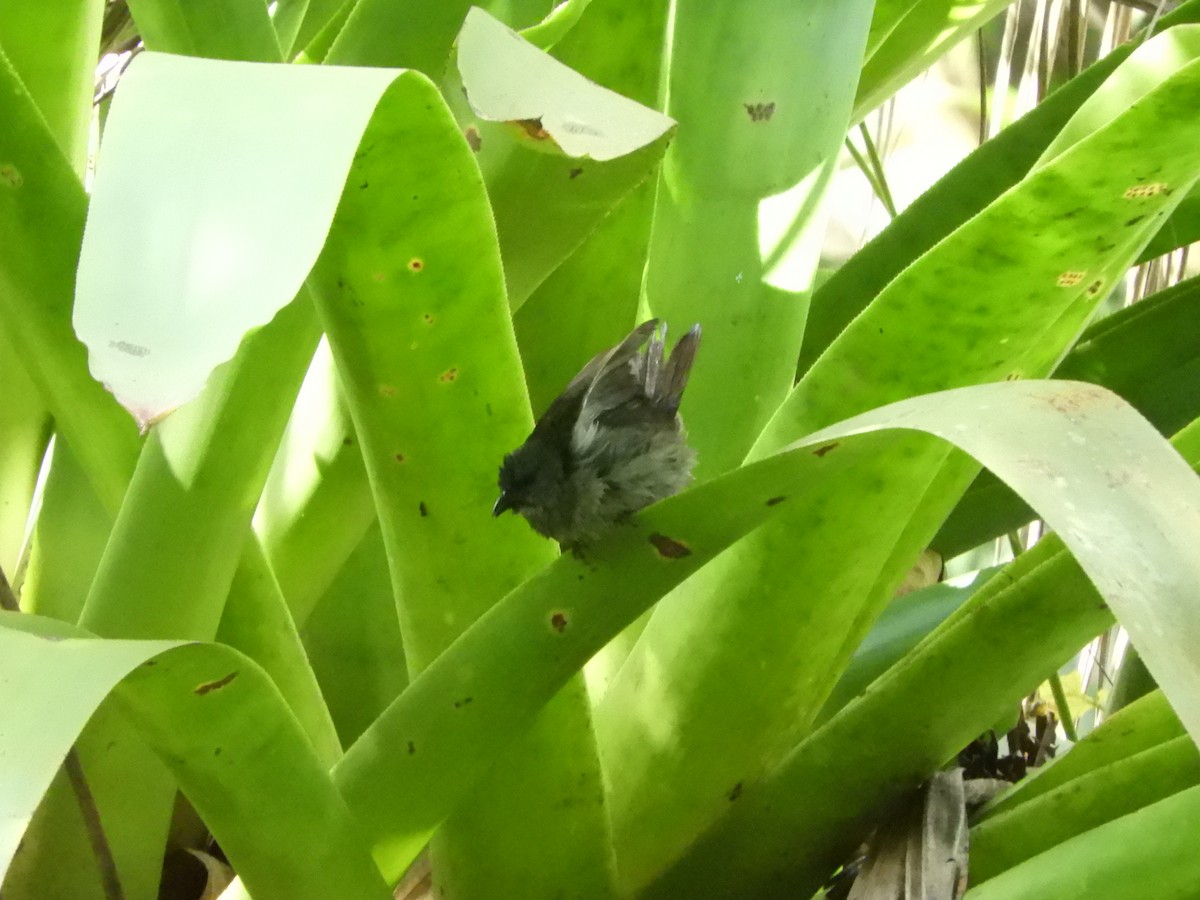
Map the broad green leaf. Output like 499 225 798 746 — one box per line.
599 29 1200 888
307 63 618 897
970 736 1200 884
18 441 109 623
0 621 390 900
72 53 467 893
255 340 374 623
814 572 992 727
301 524 408 748
643 0 875 479
0 48 140 513
937 274 1200 557
963 784 1200 899
74 52 417 426
215 538 342 767
1037 26 1200 168
650 395 1200 897
0 0 104 173
785 31 1200 443
794 383 1200 755
124 0 281 61
800 0 1200 377
324 0 470 72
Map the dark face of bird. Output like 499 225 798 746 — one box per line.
493 442 571 536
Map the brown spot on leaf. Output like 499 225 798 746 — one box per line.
1056 271 1085 287
1005 372 1022 381
1087 280 1104 295
515 117 550 140
423 313 435 324
744 102 776 122
727 782 743 801
550 611 568 633
1125 215 1145 227
766 496 786 507
1124 183 1168 199
194 671 239 696
453 697 474 709
343 436 354 446
395 452 405 463
419 501 428 517
813 442 839 458
439 368 458 383
0 164 22 188
464 126 482 152
649 533 692 559
380 385 397 397
569 167 583 179
408 258 424 272
407 741 416 755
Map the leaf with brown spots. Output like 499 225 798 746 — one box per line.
649 533 692 559
194 671 239 696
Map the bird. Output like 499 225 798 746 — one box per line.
493 319 701 551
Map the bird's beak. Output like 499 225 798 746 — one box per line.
493 493 514 517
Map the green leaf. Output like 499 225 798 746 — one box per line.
937 274 1200 557
0 0 104 173
125 0 282 61
301 524 408 748
0 49 140 513
801 0 1200 378
75 52 416 425
307 64 619 897
814 572 993 727
324 0 472 72
599 28 1200 891
643 0 876 479
0 620 391 900
970 735 1200 884
255 342 374 624
963 784 1200 899
647 380 1200 896
331 381 1200 890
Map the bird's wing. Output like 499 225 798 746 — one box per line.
530 319 659 450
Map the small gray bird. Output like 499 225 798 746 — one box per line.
493 319 701 550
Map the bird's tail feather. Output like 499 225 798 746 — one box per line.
659 324 701 413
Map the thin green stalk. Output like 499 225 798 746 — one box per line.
63 749 125 900
857 121 898 217
1049 670 1080 742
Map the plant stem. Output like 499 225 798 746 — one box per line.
63 748 126 900
1048 670 1079 742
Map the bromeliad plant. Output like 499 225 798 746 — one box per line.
3 1 1200 898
